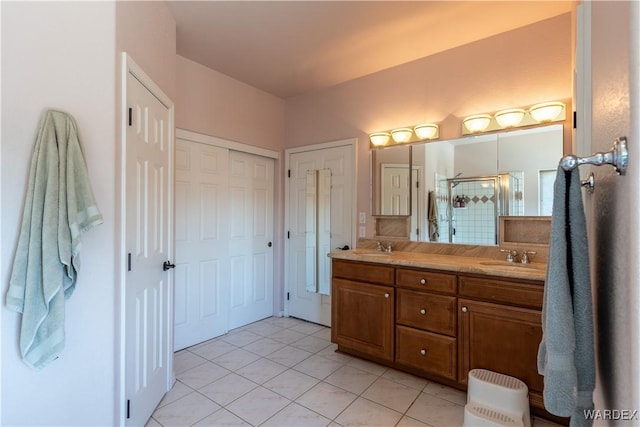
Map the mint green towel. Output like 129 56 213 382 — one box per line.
6 110 103 370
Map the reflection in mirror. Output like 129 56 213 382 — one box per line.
414 124 563 245
371 145 412 215
414 134 498 244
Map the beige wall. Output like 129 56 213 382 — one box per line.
1 2 117 425
176 55 286 151
116 1 177 101
589 0 639 415
284 13 573 236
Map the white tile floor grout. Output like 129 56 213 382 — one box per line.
148 316 562 427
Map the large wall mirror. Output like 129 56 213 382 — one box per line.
371 123 563 245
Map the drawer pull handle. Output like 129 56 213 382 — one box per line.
419 278 427 285
461 306 468 313
420 349 427 356
420 309 426 315
384 293 390 299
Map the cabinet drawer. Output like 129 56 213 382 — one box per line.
458 275 543 309
396 268 456 294
395 325 457 381
332 260 395 286
396 289 456 336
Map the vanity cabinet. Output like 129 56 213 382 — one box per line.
331 258 547 412
458 274 545 409
331 260 395 362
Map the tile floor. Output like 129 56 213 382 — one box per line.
148 316 561 427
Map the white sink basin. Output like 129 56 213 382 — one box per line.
351 250 391 257
479 260 545 272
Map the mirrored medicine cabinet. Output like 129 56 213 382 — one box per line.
371 123 563 245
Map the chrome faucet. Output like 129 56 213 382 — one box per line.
500 249 519 262
521 250 537 264
376 241 393 253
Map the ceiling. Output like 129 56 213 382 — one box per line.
166 1 574 99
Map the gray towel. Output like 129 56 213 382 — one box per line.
537 166 595 426
6 110 103 370
428 191 439 241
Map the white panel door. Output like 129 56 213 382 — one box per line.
174 139 229 350
381 164 411 215
124 71 173 426
381 165 420 239
287 143 354 326
228 150 275 329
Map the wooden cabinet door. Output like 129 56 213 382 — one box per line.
331 278 394 362
458 298 544 408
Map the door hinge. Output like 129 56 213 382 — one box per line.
287 231 290 239
287 292 290 301
573 110 577 129
128 108 133 126
416 228 420 237
126 399 131 419
416 181 419 189
288 169 291 178
127 253 132 272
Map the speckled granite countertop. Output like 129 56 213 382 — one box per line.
328 249 546 282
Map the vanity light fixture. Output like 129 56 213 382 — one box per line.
369 132 391 147
369 122 440 148
390 128 414 143
494 108 526 128
462 114 492 133
462 100 567 135
414 123 439 140
529 101 565 122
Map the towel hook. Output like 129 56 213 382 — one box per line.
581 172 595 193
559 136 628 175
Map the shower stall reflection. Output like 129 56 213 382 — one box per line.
435 174 524 245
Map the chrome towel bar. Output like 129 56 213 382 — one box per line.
559 136 628 175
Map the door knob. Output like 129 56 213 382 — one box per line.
163 261 176 271
268 242 272 247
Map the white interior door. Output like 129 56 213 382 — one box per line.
174 140 229 350
381 164 411 215
123 64 173 426
228 150 275 329
287 142 354 326
381 164 420 239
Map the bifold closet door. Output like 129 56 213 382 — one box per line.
228 150 275 329
174 140 229 350
174 143 275 349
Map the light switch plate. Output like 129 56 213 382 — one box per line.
359 226 366 237
359 212 366 224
